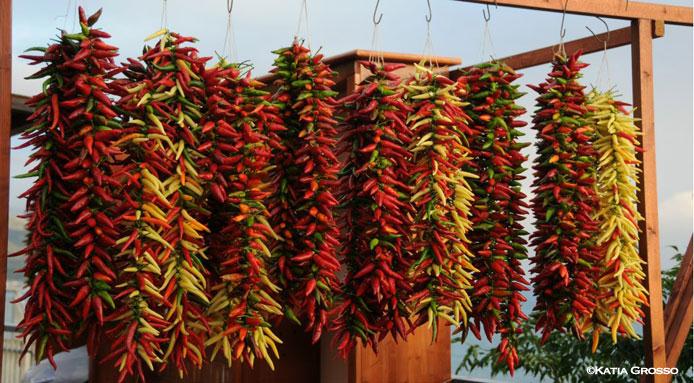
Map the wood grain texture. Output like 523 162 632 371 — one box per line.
664 236 693 375
350 323 450 383
631 18 667 383
0 0 12 377
93 321 321 383
452 0 693 26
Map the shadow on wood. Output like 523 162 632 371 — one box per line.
92 321 321 383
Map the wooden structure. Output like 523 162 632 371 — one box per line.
663 237 693 372
1 0 693 382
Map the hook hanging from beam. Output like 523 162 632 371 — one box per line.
426 0 432 22
482 1 496 22
373 0 383 25
559 0 568 39
483 4 491 22
585 16 610 45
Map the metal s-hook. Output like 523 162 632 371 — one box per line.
373 0 383 25
559 0 568 39
585 16 610 45
425 0 432 22
482 1 497 23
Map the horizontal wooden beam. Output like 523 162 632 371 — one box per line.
452 0 693 26
10 93 30 136
664 236 693 373
450 25 661 76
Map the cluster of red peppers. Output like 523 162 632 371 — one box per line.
333 61 415 356
202 61 285 369
15 7 122 369
403 64 477 340
269 41 342 343
528 51 600 343
108 29 212 379
16 7 651 380
460 61 530 375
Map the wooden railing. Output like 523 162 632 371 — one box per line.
663 236 693 380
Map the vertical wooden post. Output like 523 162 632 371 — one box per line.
631 18 668 383
0 0 12 378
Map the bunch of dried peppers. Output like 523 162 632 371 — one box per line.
529 51 600 343
587 89 647 350
333 61 414 356
269 41 342 343
403 64 477 340
16 6 122 369
202 60 285 369
461 61 530 374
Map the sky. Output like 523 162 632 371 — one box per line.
8 1 694 382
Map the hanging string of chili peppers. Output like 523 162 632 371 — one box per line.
115 29 212 378
202 60 285 369
269 41 342 343
104 41 176 383
15 7 121 368
587 89 647 351
460 61 530 375
528 50 600 343
13 6 657 381
403 64 477 341
332 61 415 357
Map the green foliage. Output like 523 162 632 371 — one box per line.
456 247 693 383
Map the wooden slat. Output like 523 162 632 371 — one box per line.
451 27 633 77
451 22 668 76
11 93 30 113
663 237 693 342
0 0 11 378
631 18 667 383
350 323 450 383
664 237 693 375
93 321 321 383
451 0 693 26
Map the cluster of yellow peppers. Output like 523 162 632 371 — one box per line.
588 89 648 351
404 63 478 340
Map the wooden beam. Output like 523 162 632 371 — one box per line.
450 26 636 77
664 236 693 376
451 0 693 26
631 18 667 383
450 22 667 76
0 0 11 378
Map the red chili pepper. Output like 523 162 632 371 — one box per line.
270 41 342 343
332 61 415 357
17 6 122 366
529 50 600 342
